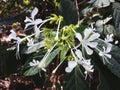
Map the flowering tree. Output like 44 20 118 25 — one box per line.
1 0 120 89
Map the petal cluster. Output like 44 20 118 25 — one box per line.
24 7 43 34
75 28 100 55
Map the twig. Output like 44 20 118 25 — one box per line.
75 0 80 25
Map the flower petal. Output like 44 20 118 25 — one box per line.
88 33 100 41
75 49 83 59
34 19 43 25
87 42 98 48
75 33 82 42
80 59 94 72
106 45 112 53
25 23 34 29
9 30 17 40
34 25 41 34
84 46 93 55
65 67 73 73
105 54 111 59
99 51 104 57
84 28 92 39
24 17 32 23
31 7 38 20
68 61 77 69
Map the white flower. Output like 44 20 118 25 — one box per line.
9 29 22 59
75 49 94 73
9 30 17 40
75 49 83 59
78 59 94 73
65 61 77 73
99 45 112 59
75 28 100 55
88 0 115 8
27 38 34 46
104 34 113 43
24 7 42 34
29 59 40 66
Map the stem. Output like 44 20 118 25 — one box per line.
55 20 61 40
38 18 51 28
75 0 80 25
52 60 64 73
67 41 78 61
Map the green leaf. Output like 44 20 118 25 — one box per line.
91 51 120 90
23 66 39 76
23 48 46 68
58 0 78 25
64 66 89 90
60 45 69 62
95 39 120 78
45 47 60 67
76 25 88 33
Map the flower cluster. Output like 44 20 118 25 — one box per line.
7 5 114 78
23 7 113 77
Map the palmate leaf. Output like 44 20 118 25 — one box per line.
95 39 120 78
64 66 89 90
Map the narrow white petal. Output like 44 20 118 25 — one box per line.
68 61 77 69
42 68 46 72
84 46 93 55
88 33 100 41
106 45 112 53
34 25 40 34
99 52 104 57
25 23 34 29
65 67 73 73
105 35 113 43
105 54 111 59
31 7 38 20
33 59 36 63
75 49 83 59
82 59 91 65
87 42 98 48
24 17 32 22
34 19 43 25
29 62 34 66
9 30 17 40
84 28 92 39
75 33 82 41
